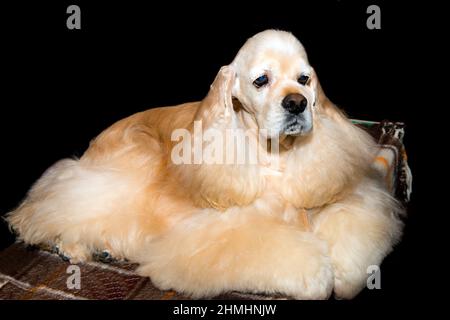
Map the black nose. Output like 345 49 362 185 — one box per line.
281 94 308 115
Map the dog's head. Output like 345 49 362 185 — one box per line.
190 30 375 208
230 30 320 139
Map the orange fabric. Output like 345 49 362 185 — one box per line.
401 148 408 161
161 290 177 299
375 156 389 169
375 156 394 191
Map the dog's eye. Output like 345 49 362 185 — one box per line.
298 75 310 85
253 75 269 88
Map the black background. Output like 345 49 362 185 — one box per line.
0 0 432 310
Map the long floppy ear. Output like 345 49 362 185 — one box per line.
195 65 236 123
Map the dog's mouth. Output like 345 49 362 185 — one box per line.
283 117 312 136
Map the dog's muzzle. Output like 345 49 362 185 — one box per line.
281 93 313 136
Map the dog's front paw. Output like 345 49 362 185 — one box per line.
138 231 334 300
54 241 90 264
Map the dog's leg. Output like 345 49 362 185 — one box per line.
135 210 334 299
312 178 403 299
